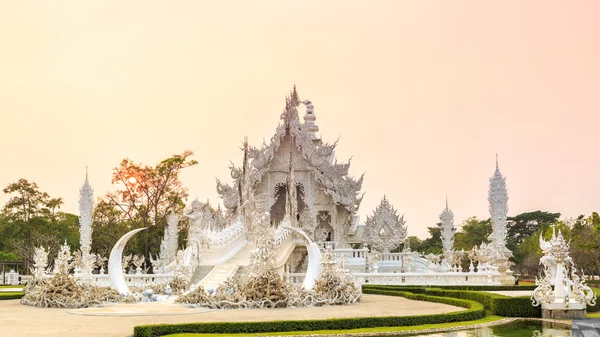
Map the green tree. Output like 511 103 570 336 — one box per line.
91 199 132 258
454 217 492 251
1 179 65 272
571 213 600 277
506 211 560 252
106 151 198 262
419 223 443 255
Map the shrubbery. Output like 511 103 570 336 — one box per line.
134 289 484 337
0 292 24 300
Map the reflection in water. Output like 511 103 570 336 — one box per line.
404 320 571 337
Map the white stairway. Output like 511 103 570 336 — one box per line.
196 242 256 291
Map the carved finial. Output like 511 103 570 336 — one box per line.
85 166 89 181
445 195 448 210
496 153 499 170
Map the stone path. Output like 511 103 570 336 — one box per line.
0 287 22 292
0 294 461 337
486 290 532 297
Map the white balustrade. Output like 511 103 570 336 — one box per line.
285 273 305 286
285 271 500 286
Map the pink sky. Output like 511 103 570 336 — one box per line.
0 1 598 239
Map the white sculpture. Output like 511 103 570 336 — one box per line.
532 227 596 318
108 227 146 296
151 211 179 273
31 246 49 279
78 169 95 278
281 225 322 290
132 254 145 274
53 240 72 275
184 199 206 258
362 196 407 253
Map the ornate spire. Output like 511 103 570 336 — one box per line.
281 85 301 125
302 99 321 142
440 197 455 256
488 156 509 253
78 168 95 277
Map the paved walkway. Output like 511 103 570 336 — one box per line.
486 290 532 297
0 294 462 337
0 287 22 292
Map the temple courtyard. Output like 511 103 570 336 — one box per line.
0 294 460 337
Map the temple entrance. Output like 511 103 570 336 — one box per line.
270 183 306 227
271 183 287 226
314 210 334 244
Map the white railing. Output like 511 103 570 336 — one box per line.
335 248 368 259
285 271 501 286
202 219 245 250
200 232 248 266
354 271 501 286
285 272 305 286
317 241 338 250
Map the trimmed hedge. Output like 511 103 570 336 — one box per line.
363 285 541 317
0 292 24 300
133 290 484 337
370 285 537 291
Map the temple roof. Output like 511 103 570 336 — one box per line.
217 86 364 214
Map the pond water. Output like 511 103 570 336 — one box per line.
405 320 572 337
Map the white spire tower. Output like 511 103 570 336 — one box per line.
302 99 321 143
440 196 455 257
488 154 509 253
79 167 95 277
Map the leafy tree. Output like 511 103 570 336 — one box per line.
106 151 197 261
1 179 66 271
404 236 423 252
571 213 600 277
91 199 133 258
2 179 62 222
454 217 492 251
506 211 560 252
419 223 443 255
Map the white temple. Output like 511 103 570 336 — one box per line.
19 87 514 290
154 87 507 289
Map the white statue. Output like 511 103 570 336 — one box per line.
32 246 49 279
184 199 206 258
532 227 596 318
53 240 72 275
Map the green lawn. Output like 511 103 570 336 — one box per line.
163 315 505 337
0 285 23 289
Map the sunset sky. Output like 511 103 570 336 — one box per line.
0 1 598 239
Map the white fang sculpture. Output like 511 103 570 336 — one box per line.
532 227 596 318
